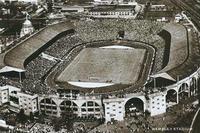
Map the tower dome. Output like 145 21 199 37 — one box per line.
24 19 32 26
20 13 34 38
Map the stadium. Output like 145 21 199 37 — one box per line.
53 40 153 93
0 18 199 124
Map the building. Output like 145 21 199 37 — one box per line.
18 0 41 5
20 14 34 38
0 85 21 107
0 72 198 122
5 86 21 113
147 92 166 116
0 0 42 5
174 13 183 23
104 98 124 122
38 94 103 118
93 0 113 5
61 6 85 14
18 92 38 115
58 0 140 18
0 86 10 105
93 0 137 5
0 15 198 125
87 5 137 18
0 85 38 115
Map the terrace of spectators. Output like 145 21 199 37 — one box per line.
160 23 188 73
1 19 190 94
2 21 74 71
153 23 200 81
0 34 82 94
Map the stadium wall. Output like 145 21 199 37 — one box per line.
0 50 199 123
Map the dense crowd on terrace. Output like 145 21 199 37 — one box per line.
44 34 82 59
75 19 164 42
0 34 82 94
0 19 167 94
20 34 82 94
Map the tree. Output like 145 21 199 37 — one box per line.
52 118 62 132
61 109 75 131
17 109 27 124
144 110 151 120
52 108 76 132
29 112 34 121
47 0 53 13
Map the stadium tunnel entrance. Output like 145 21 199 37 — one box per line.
117 30 125 39
125 98 144 117
0 71 25 79
178 83 189 102
166 89 178 107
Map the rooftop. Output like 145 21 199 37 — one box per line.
89 5 135 12
153 23 200 81
1 21 74 70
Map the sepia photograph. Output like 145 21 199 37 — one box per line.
0 0 200 132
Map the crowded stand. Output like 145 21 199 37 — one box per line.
75 19 164 42
22 56 56 94
0 19 167 95
0 33 84 94
3 21 73 69
44 34 82 59
14 34 82 94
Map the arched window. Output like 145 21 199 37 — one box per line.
81 101 101 117
59 100 78 112
166 89 177 106
125 98 144 117
40 98 57 115
178 83 189 101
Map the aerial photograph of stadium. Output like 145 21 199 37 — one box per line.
0 0 200 132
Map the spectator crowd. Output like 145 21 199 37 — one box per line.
0 19 167 95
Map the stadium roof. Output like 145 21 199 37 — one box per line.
160 23 188 74
1 21 74 71
0 66 25 73
151 73 176 81
153 23 200 81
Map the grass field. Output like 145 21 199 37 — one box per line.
57 47 146 85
